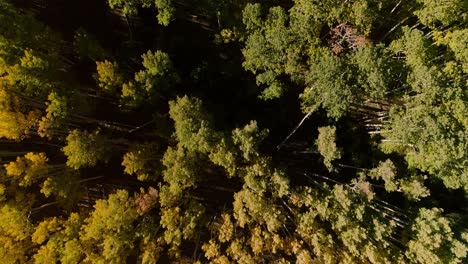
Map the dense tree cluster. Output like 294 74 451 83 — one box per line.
0 0 467 263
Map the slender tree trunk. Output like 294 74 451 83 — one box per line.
128 118 156 134
277 109 314 150
380 16 411 41
30 201 59 214
80 176 105 183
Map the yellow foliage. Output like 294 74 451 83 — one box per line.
4 152 48 186
0 109 40 140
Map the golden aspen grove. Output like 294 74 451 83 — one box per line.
0 0 467 263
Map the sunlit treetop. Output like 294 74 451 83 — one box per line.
80 190 139 263
62 130 112 170
316 126 342 171
95 60 123 94
107 0 175 26
4 152 48 187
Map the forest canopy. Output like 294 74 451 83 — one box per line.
0 0 467 263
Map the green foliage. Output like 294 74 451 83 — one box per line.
369 159 430 200
0 3 65 108
232 120 268 161
162 145 203 193
241 5 294 99
0 1 63 65
240 1 400 103
80 190 139 263
73 28 107 60
381 26 468 191
369 159 398 191
291 0 384 34
242 3 263 31
299 45 396 118
137 50 178 89
0 1 466 263
302 52 355 119
437 28 468 73
160 201 205 257
350 45 400 98
390 27 441 99
107 0 141 16
295 184 403 263
316 126 342 171
122 143 162 181
107 0 174 26
168 96 217 153
155 0 175 26
233 188 286 232
414 0 466 28
382 98 468 191
399 176 430 201
406 208 468 264
122 50 178 107
62 130 112 169
3 50 54 97
208 139 238 177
